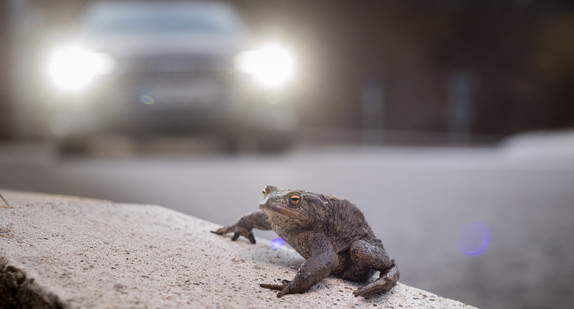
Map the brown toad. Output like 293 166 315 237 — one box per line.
211 185 399 297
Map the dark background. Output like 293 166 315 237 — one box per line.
1 0 573 141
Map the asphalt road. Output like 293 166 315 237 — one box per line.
1 142 573 309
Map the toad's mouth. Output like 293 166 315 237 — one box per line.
259 202 308 221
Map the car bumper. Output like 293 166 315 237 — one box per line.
46 72 297 139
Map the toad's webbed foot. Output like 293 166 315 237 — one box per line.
343 240 399 297
210 226 256 244
353 260 399 298
260 280 293 297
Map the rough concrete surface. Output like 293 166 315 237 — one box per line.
0 190 476 308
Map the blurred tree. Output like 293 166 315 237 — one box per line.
0 0 12 139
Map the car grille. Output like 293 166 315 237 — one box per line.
103 53 235 113
114 53 233 78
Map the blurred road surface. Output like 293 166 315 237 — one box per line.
1 141 573 309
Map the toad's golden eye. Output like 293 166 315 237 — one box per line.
288 194 302 207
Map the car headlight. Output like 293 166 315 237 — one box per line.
235 44 295 87
48 47 115 91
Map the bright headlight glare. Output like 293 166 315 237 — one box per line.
48 47 115 90
236 44 294 87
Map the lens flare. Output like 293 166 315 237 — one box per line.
140 95 155 105
271 237 286 250
457 221 492 256
48 47 115 91
235 44 295 87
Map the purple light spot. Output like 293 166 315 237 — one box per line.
271 237 286 250
457 222 492 256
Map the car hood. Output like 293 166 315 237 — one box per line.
81 33 250 58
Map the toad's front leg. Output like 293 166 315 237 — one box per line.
261 238 339 297
211 211 271 244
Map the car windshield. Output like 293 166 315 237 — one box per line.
83 2 244 37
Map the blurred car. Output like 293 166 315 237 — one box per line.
45 0 297 152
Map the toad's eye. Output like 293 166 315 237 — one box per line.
288 194 302 207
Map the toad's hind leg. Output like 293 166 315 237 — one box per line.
347 239 400 298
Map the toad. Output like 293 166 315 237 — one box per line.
211 185 399 298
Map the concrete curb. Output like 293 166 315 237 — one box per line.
0 190 477 308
